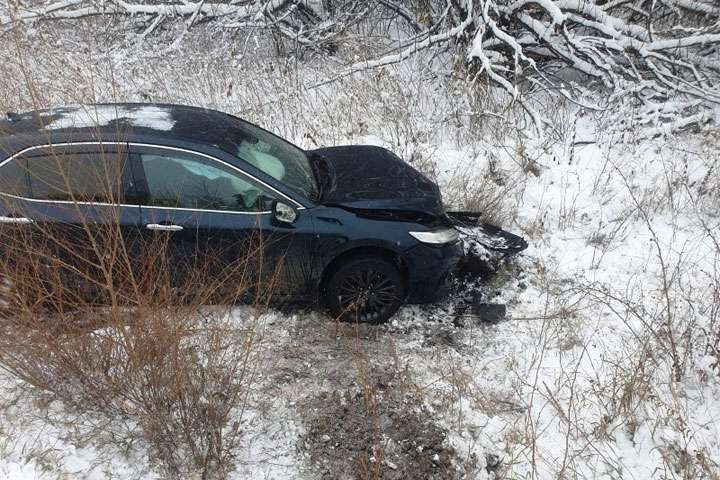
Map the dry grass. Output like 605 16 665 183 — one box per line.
0 143 275 478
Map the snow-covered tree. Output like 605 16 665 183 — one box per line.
2 0 719 129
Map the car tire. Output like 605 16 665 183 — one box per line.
325 257 404 325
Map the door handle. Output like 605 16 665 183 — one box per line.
146 223 183 232
0 216 34 224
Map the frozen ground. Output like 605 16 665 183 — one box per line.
1 106 718 479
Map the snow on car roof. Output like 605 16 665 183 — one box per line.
0 104 235 152
41 105 176 131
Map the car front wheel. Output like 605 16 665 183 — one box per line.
325 257 404 324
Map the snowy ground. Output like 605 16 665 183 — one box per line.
0 28 719 479
1 110 718 479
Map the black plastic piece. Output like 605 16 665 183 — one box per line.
470 302 507 323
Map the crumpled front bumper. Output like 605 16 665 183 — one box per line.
403 240 464 303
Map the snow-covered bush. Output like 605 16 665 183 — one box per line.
3 0 719 130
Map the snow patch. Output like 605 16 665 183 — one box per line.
42 105 175 131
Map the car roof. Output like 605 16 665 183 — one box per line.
0 103 239 157
0 103 317 208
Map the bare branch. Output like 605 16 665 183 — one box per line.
2 0 719 130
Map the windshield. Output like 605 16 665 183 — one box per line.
219 118 318 202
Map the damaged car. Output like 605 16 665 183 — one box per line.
0 104 524 324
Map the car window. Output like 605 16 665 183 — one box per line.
0 159 30 197
25 152 127 203
0 151 127 203
140 153 275 212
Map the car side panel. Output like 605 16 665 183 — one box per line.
129 145 319 299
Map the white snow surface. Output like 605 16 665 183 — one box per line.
42 105 175 131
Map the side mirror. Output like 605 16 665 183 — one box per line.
271 200 298 224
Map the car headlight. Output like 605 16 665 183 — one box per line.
408 228 460 245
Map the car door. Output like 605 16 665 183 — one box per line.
129 144 317 301
0 142 142 306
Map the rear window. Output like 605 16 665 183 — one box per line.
0 159 30 197
0 150 128 203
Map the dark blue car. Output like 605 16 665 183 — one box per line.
0 104 463 323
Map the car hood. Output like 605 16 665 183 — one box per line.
311 145 444 216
